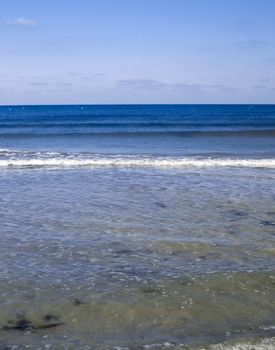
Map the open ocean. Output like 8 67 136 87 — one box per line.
1 104 275 349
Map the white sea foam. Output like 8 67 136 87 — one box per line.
141 338 275 350
0 155 275 169
208 337 275 350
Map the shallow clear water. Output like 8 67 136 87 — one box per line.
0 105 275 349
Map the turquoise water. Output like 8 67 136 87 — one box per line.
0 105 275 349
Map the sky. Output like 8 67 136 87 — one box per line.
0 0 275 104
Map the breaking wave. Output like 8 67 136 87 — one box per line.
1 149 275 169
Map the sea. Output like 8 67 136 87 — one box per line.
0 104 275 349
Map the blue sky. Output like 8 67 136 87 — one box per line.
1 0 275 104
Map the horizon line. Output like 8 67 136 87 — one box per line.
1 103 275 107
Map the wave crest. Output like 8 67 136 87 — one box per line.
0 150 275 169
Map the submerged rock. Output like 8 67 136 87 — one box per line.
155 202 167 208
2 317 64 332
73 298 86 306
44 314 59 322
261 220 275 226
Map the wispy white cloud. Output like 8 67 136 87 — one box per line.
67 72 105 80
93 73 105 77
251 85 275 91
118 79 167 90
7 18 36 27
233 39 272 50
29 81 73 88
117 79 227 92
264 57 275 64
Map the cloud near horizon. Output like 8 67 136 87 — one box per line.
233 39 272 50
117 79 228 92
7 18 36 27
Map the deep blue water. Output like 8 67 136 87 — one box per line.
0 104 275 160
1 104 275 133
